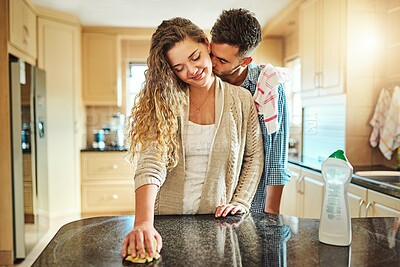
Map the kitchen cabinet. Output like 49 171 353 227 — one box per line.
280 165 301 216
37 15 83 218
367 190 400 217
283 163 400 219
349 184 400 217
301 169 325 218
299 0 345 97
8 0 37 65
348 183 368 217
281 164 324 218
82 33 121 106
81 152 135 215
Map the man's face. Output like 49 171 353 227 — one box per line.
210 42 244 79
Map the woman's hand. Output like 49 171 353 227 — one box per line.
215 203 244 218
122 221 162 259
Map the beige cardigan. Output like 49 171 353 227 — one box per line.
134 77 264 214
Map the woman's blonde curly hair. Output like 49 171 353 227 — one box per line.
127 17 207 169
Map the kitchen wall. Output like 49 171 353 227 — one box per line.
345 0 396 167
270 0 399 169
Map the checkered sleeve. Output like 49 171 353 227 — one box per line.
265 84 291 185
250 84 291 213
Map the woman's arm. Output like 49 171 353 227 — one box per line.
122 141 167 258
230 91 264 210
122 184 162 259
216 90 264 217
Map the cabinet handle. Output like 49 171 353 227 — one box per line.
23 25 30 44
112 164 118 169
365 202 372 217
296 176 305 194
320 72 324 88
112 194 119 200
314 73 319 88
358 199 365 217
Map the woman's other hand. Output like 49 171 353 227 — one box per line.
121 221 162 259
215 204 244 218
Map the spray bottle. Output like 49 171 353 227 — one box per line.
319 150 353 246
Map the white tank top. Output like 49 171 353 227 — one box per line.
183 120 215 214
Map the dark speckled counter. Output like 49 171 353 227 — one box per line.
33 213 400 267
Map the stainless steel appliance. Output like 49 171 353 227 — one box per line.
10 56 49 261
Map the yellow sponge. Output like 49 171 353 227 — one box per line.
125 239 161 263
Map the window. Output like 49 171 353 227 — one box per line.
126 63 147 116
285 57 302 162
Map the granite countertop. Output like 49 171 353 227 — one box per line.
33 213 400 267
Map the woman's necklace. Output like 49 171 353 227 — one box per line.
190 87 213 112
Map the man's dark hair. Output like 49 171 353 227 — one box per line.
211 8 262 58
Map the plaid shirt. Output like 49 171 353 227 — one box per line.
242 63 291 213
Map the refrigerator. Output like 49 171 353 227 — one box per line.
9 56 49 260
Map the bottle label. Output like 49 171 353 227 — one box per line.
325 183 343 220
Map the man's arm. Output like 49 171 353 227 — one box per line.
264 185 284 214
264 84 290 213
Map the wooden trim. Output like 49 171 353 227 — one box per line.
0 0 14 264
262 0 302 37
0 251 13 266
7 43 36 66
34 5 80 26
82 26 154 40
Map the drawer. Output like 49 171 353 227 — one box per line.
81 182 135 213
81 152 134 181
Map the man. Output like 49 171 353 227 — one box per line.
210 8 290 214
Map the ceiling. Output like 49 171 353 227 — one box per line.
30 0 292 30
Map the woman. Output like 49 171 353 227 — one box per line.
122 17 263 260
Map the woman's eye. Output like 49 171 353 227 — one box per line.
192 54 200 61
174 67 183 73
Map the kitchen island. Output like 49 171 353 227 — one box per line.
33 213 399 266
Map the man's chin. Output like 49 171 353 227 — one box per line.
213 70 227 79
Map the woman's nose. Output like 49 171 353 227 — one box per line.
188 64 198 76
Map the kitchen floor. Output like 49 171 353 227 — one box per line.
12 214 82 267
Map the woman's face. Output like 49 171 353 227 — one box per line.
167 37 214 89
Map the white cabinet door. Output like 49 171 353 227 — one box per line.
319 0 345 96
300 0 345 97
82 33 121 106
281 165 302 217
37 17 82 218
300 0 318 94
302 171 325 218
367 190 400 217
348 183 367 218
9 0 37 64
